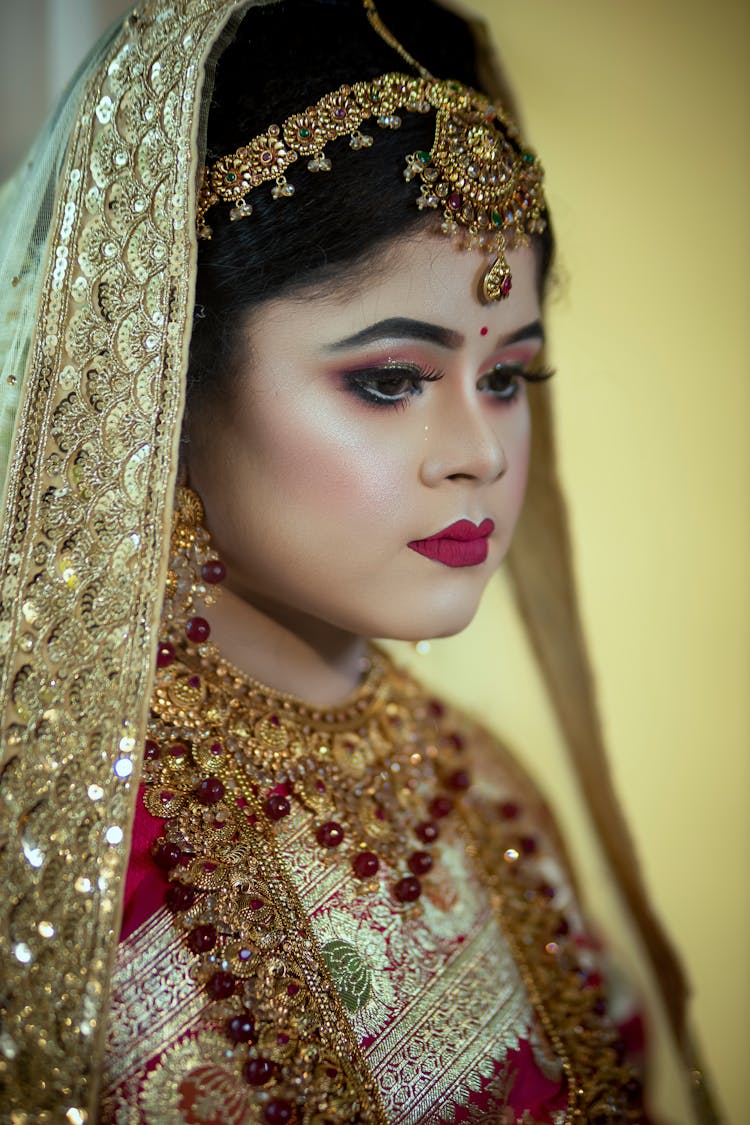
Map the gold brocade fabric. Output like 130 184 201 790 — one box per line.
98 647 642 1123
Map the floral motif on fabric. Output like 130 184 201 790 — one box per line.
314 907 396 1020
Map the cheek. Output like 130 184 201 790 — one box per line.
245 400 413 531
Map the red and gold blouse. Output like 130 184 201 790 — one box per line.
100 647 647 1123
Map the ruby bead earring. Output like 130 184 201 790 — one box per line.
158 484 226 660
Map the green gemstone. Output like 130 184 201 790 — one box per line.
300 127 311 138
491 210 502 227
417 150 431 164
225 171 237 183
523 153 535 163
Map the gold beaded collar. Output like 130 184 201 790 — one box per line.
148 640 466 902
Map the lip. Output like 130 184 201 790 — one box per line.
408 519 495 568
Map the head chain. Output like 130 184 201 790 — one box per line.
196 4 547 302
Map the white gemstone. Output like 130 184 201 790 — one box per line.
95 96 114 124
14 943 32 964
22 841 44 868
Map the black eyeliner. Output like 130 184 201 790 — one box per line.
342 362 445 409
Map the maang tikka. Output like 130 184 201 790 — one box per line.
196 0 547 303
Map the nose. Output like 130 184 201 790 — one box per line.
419 399 507 487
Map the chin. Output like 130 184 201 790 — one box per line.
372 591 484 644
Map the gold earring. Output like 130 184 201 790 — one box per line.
157 486 226 667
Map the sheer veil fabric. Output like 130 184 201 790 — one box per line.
0 3 237 1115
0 0 715 1120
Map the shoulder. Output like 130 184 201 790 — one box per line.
420 682 574 873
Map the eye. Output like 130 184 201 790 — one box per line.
343 364 444 408
477 361 555 402
477 362 524 401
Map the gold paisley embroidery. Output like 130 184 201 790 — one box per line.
0 3 241 1117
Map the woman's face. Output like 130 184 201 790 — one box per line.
186 234 544 643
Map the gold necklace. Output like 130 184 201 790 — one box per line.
149 643 471 904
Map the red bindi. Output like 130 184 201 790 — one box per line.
480 326 488 336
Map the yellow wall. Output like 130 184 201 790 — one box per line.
390 1 749 1121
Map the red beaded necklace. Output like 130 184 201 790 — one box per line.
145 485 477 1113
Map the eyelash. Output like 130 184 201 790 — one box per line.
343 364 444 409
343 362 555 410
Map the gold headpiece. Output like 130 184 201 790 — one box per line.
196 0 547 302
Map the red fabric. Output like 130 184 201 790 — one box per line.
120 787 166 941
436 1041 565 1123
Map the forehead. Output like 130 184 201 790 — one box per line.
250 233 543 348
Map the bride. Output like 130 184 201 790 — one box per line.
0 1 719 1122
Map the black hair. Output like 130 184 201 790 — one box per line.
188 0 552 400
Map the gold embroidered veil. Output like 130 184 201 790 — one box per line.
0 1 715 1121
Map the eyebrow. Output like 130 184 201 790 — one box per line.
326 318 464 352
503 318 545 347
325 315 545 353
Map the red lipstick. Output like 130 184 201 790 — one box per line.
408 519 495 568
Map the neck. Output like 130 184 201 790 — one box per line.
202 586 370 707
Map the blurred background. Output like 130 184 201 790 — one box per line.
1 1 747 1122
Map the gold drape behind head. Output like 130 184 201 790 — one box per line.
0 3 249 1114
